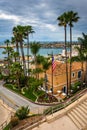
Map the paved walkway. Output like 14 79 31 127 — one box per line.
33 115 79 130
0 99 14 128
0 102 10 125
0 81 48 114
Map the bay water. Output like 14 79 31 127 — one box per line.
0 47 63 59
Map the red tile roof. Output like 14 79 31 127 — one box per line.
47 61 82 75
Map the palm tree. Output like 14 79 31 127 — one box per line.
11 51 19 62
30 42 41 69
71 46 85 86
67 11 80 90
24 26 35 76
10 62 23 90
32 68 43 79
78 33 87 84
12 29 20 55
3 39 13 67
57 12 69 95
13 25 26 75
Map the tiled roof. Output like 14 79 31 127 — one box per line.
47 61 82 75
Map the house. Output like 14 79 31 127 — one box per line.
46 61 85 94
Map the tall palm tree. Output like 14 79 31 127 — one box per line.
67 11 80 90
12 29 20 55
78 33 87 84
10 62 23 90
11 36 20 62
13 25 26 75
30 42 41 69
57 12 69 95
71 46 85 86
3 40 13 67
24 26 35 76
11 51 19 62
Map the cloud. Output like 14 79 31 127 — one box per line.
0 10 20 23
0 0 87 42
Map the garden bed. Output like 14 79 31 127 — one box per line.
37 94 58 103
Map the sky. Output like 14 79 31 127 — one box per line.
0 0 87 43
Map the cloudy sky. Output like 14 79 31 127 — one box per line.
0 0 87 42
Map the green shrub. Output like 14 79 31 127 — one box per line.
71 81 81 93
0 74 3 79
16 106 30 120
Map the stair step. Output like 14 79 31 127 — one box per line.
67 112 83 129
78 105 87 114
83 101 87 106
72 109 87 125
75 107 87 120
71 110 86 127
80 103 87 110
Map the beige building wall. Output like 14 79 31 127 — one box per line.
46 62 85 94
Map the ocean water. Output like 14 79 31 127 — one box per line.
0 47 63 59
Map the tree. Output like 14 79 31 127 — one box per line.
71 46 85 86
30 42 41 68
11 51 19 62
57 12 69 95
3 39 14 77
24 25 35 76
32 68 43 79
78 33 87 84
10 62 23 90
12 29 20 55
67 11 80 90
13 25 26 75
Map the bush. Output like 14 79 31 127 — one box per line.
10 116 19 127
71 81 81 93
0 74 3 80
16 106 30 120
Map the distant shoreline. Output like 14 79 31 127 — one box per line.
0 42 80 49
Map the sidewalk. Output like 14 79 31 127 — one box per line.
0 99 14 127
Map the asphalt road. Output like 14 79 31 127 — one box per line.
0 81 48 114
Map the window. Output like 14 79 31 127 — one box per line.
72 72 75 78
78 71 81 78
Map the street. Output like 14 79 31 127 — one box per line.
0 81 48 114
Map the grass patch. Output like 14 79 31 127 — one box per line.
5 84 47 102
23 88 36 101
34 89 45 97
5 84 37 102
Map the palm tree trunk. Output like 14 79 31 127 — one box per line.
85 60 87 85
64 26 68 95
27 35 29 76
69 26 72 92
81 61 84 88
16 41 20 61
45 71 47 90
20 41 26 76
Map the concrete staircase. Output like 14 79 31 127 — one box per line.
67 99 87 130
